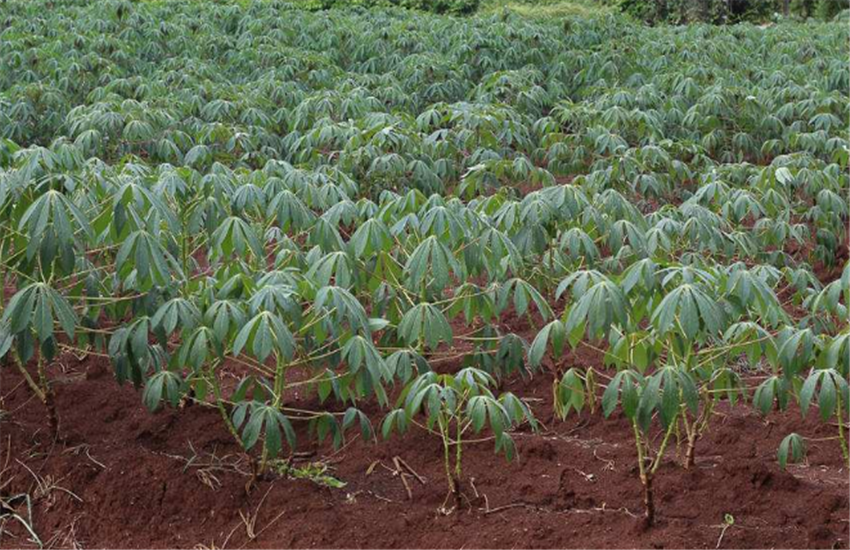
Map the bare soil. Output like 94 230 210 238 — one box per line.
1 350 848 549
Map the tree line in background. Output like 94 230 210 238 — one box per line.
617 0 849 24
231 0 850 22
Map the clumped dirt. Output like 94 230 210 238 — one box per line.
1 351 848 549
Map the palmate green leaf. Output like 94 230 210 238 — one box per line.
712 366 746 405
775 327 814 378
269 190 315 233
448 283 497 325
310 413 343 450
498 278 553 321
342 407 374 441
152 297 201 335
466 395 504 436
529 320 566 368
651 283 722 341
494 333 527 376
644 365 698 428
821 332 850 377
397 303 452 351
494 432 517 461
367 252 404 295
479 227 523 279
399 371 452 423
565 280 629 342
308 218 345 252
560 227 599 264
348 218 392 259
184 144 212 169
381 408 409 440
112 180 180 236
232 311 295 363
248 284 301 319
621 258 659 295
108 317 155 387
19 189 92 258
116 230 181 290
724 268 787 327
342 335 389 382
555 368 586 419
211 216 264 260
232 402 296 458
404 236 462 294
205 299 247 343
753 375 790 414
636 369 663 431
799 368 849 422
811 278 848 319
499 391 537 430
178 326 218 372
2 283 77 342
420 205 466 245
601 370 642 419
404 379 446 421
385 349 430 383
142 369 184 412
778 432 806 470
314 286 370 337
606 330 659 373
306 251 355 289
454 367 496 392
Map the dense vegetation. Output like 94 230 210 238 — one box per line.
616 0 849 24
0 0 847 526
292 0 481 16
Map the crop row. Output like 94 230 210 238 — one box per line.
0 0 847 526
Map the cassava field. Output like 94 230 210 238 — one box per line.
0 0 848 547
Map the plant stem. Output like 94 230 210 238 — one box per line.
836 393 849 467
209 362 244 450
181 227 189 295
259 445 269 476
549 233 556 296
651 415 678 475
632 420 654 527
697 396 715 434
455 413 462 480
441 419 455 496
681 406 696 469
273 353 286 410
13 353 47 402
0 257 5 318
36 355 58 436
674 416 682 461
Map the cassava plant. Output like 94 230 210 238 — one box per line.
797 361 850 467
382 367 536 512
605 365 695 527
1 283 78 436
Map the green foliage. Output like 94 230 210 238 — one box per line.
3 283 77 343
292 0 480 15
777 432 806 470
398 303 453 350
233 401 297 459
620 0 780 23
0 0 846 508
383 368 536 498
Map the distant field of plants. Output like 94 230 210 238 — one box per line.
0 0 847 528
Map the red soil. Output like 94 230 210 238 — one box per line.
1 351 848 549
